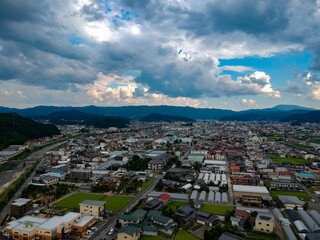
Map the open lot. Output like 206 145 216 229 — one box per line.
271 190 312 201
200 204 234 216
308 187 320 193
271 156 310 165
175 230 199 240
55 193 134 213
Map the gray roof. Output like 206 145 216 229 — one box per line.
282 225 297 240
118 226 141 236
306 233 320 240
310 210 320 226
297 210 320 233
79 200 105 207
278 195 305 205
218 232 247 240
256 213 274 222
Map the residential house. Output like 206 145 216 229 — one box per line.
117 226 141 240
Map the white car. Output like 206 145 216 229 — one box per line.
108 228 114 235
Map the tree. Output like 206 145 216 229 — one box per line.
204 230 214 240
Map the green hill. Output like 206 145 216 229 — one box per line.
0 113 60 150
35 110 130 128
140 113 195 122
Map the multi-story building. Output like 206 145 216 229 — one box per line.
4 212 95 240
70 169 92 179
10 198 32 218
255 213 274 233
79 200 105 218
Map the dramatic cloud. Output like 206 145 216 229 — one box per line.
0 0 320 108
282 71 320 100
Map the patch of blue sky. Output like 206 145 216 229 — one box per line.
68 34 83 45
219 51 313 88
178 49 183 54
124 70 140 77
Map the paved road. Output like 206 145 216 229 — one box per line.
0 141 67 224
88 174 163 240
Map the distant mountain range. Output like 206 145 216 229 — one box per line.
0 113 60 150
140 113 195 122
0 104 318 122
34 110 130 128
280 110 320 123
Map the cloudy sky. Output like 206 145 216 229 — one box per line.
1 0 320 110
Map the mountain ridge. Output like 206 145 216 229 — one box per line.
0 104 317 121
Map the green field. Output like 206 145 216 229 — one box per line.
140 236 170 240
55 193 134 213
308 187 320 193
285 143 312 151
200 204 234 216
166 201 187 211
271 156 310 165
175 230 199 240
271 191 312 201
141 179 155 191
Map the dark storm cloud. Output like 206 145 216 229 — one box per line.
205 0 289 35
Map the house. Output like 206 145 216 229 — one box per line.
79 200 105 218
146 211 177 235
278 195 305 210
255 213 274 233
117 226 141 240
157 193 171 205
196 210 219 227
144 199 163 211
173 205 196 223
119 210 147 226
230 217 243 228
234 210 251 220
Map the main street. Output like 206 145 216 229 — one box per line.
88 173 163 240
0 141 67 224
